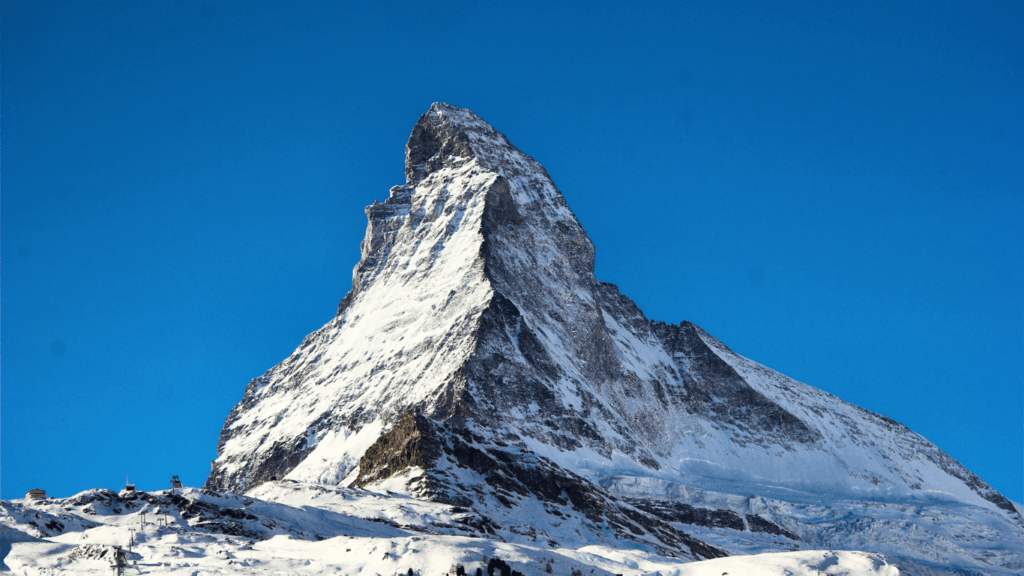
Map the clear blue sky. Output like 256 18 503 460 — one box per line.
3 1 1021 503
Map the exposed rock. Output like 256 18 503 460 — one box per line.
353 412 725 559
355 412 443 488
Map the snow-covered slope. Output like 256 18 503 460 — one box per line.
3 486 903 576
198 103 1021 573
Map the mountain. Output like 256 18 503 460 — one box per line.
204 103 1023 574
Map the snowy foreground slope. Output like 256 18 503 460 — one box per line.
6 104 1020 574
3 487 900 575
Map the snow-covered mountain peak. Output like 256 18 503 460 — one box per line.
405 103 546 186
2 104 1019 576
404 103 495 185
200 104 1023 573
209 103 604 493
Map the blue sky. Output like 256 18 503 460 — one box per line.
3 1 1021 502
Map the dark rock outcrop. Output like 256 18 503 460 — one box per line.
352 411 725 559
355 412 443 488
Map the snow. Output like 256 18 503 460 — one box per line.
562 548 899 576
286 420 385 485
3 486 902 576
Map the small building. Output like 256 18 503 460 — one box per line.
120 483 137 499
25 488 46 500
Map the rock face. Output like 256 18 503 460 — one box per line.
207 103 1023 571
351 410 726 558
353 412 442 489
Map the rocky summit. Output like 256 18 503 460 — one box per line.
196 103 1023 574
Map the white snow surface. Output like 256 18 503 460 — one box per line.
2 486 901 576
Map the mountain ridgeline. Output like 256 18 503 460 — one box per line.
205 104 1023 572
